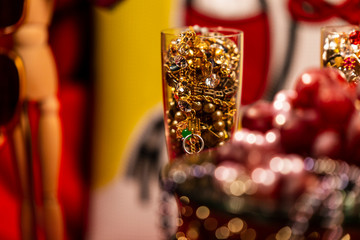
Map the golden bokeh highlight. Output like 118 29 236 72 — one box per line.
180 196 190 205
196 206 210 220
228 217 244 233
341 234 351 240
275 226 292 240
177 217 184 227
176 231 185 239
215 226 230 239
229 180 246 196
187 228 199 239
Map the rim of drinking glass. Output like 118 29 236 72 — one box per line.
161 26 243 38
321 24 360 34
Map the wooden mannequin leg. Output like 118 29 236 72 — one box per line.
12 104 36 240
38 96 64 240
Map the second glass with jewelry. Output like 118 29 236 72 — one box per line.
321 25 360 83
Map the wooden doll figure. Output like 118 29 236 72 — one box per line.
0 0 64 239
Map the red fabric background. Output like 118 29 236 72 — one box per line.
288 0 360 24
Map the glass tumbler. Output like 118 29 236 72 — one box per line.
321 25 360 83
161 26 243 161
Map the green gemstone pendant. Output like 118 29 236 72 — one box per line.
181 129 192 138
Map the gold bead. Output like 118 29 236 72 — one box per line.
174 111 186 121
203 103 216 113
169 101 176 109
213 120 225 131
170 128 177 138
212 110 223 121
171 120 178 129
217 131 225 141
192 101 202 111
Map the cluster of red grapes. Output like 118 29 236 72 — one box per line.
241 67 360 164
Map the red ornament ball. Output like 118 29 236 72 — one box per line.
349 30 360 45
